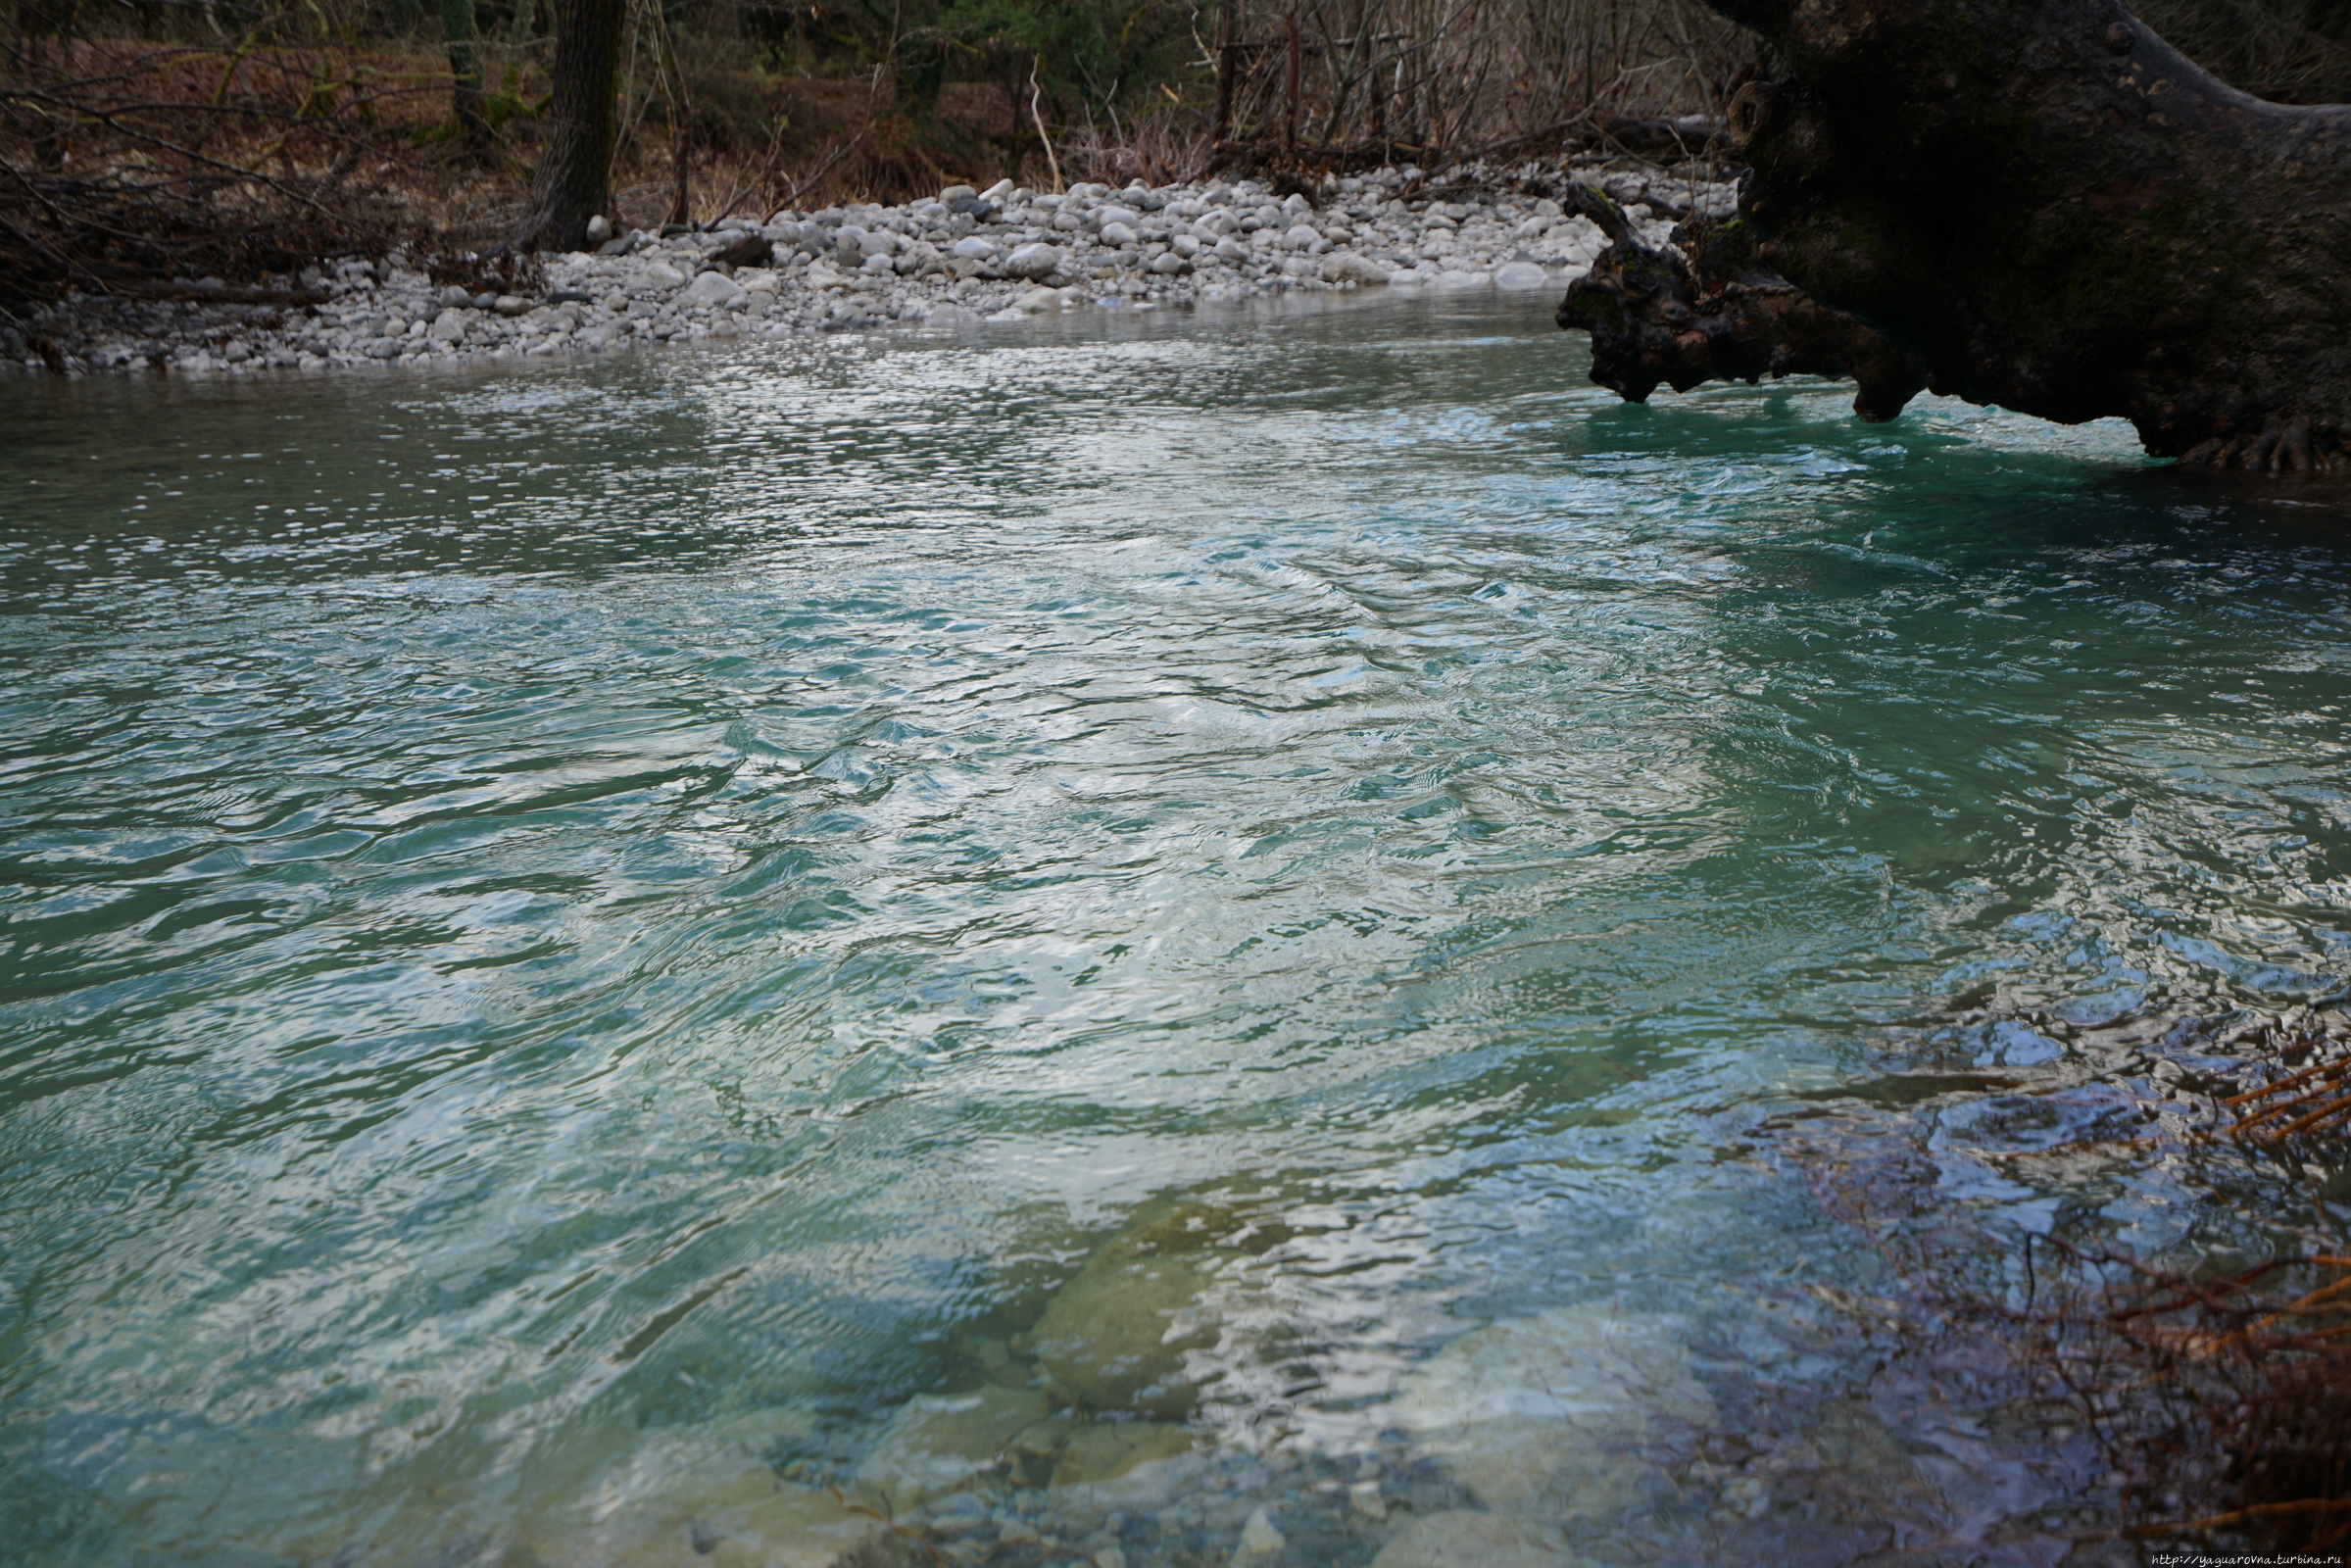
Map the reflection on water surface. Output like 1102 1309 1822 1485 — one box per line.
2 294 2348 1567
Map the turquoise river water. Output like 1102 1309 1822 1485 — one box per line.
3 293 2349 1568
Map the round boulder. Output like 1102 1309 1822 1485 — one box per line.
1004 242 1064 279
1322 253 1393 286
681 270 748 307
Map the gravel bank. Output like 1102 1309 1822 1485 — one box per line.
1 162 1735 376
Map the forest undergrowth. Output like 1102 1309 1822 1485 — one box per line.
6 0 2349 307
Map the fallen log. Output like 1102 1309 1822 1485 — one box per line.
1555 0 2351 472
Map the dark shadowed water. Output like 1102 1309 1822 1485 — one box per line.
2 294 2347 1568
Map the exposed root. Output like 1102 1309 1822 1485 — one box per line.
2178 416 2346 473
1554 189 1929 421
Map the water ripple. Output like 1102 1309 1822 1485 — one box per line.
2 294 2349 1560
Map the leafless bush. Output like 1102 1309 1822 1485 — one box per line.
1200 0 1768 172
0 0 573 308
0 25 436 305
2013 1240 2351 1552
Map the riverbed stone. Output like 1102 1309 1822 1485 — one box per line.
1228 1507 1286 1564
1368 1511 1581 1568
17 160 1739 376
1030 1247 1219 1417
1389 1304 1713 1519
519 1443 884 1568
1050 1419 1196 1487
683 270 747 307
853 1384 1054 1514
1005 242 1064 279
1322 253 1392 285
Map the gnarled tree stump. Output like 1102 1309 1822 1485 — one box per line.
1558 0 2351 471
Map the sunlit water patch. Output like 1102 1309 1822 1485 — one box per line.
2 294 2348 1568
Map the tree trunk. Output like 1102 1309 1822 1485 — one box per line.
1214 0 1239 145
18 0 77 168
440 0 489 152
1557 0 2351 471
510 0 624 252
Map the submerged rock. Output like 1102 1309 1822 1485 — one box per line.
1024 1196 1291 1420
1230 1506 1286 1564
1368 1510 1583 1568
1050 1419 1197 1488
1030 1248 1219 1417
1389 1304 1714 1519
517 1452 884 1568
853 1384 1054 1515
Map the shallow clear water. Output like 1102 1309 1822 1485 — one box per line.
3 294 2349 1568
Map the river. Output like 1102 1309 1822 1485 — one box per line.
3 293 2347 1567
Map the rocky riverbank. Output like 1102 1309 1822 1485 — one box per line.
0 162 1733 376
